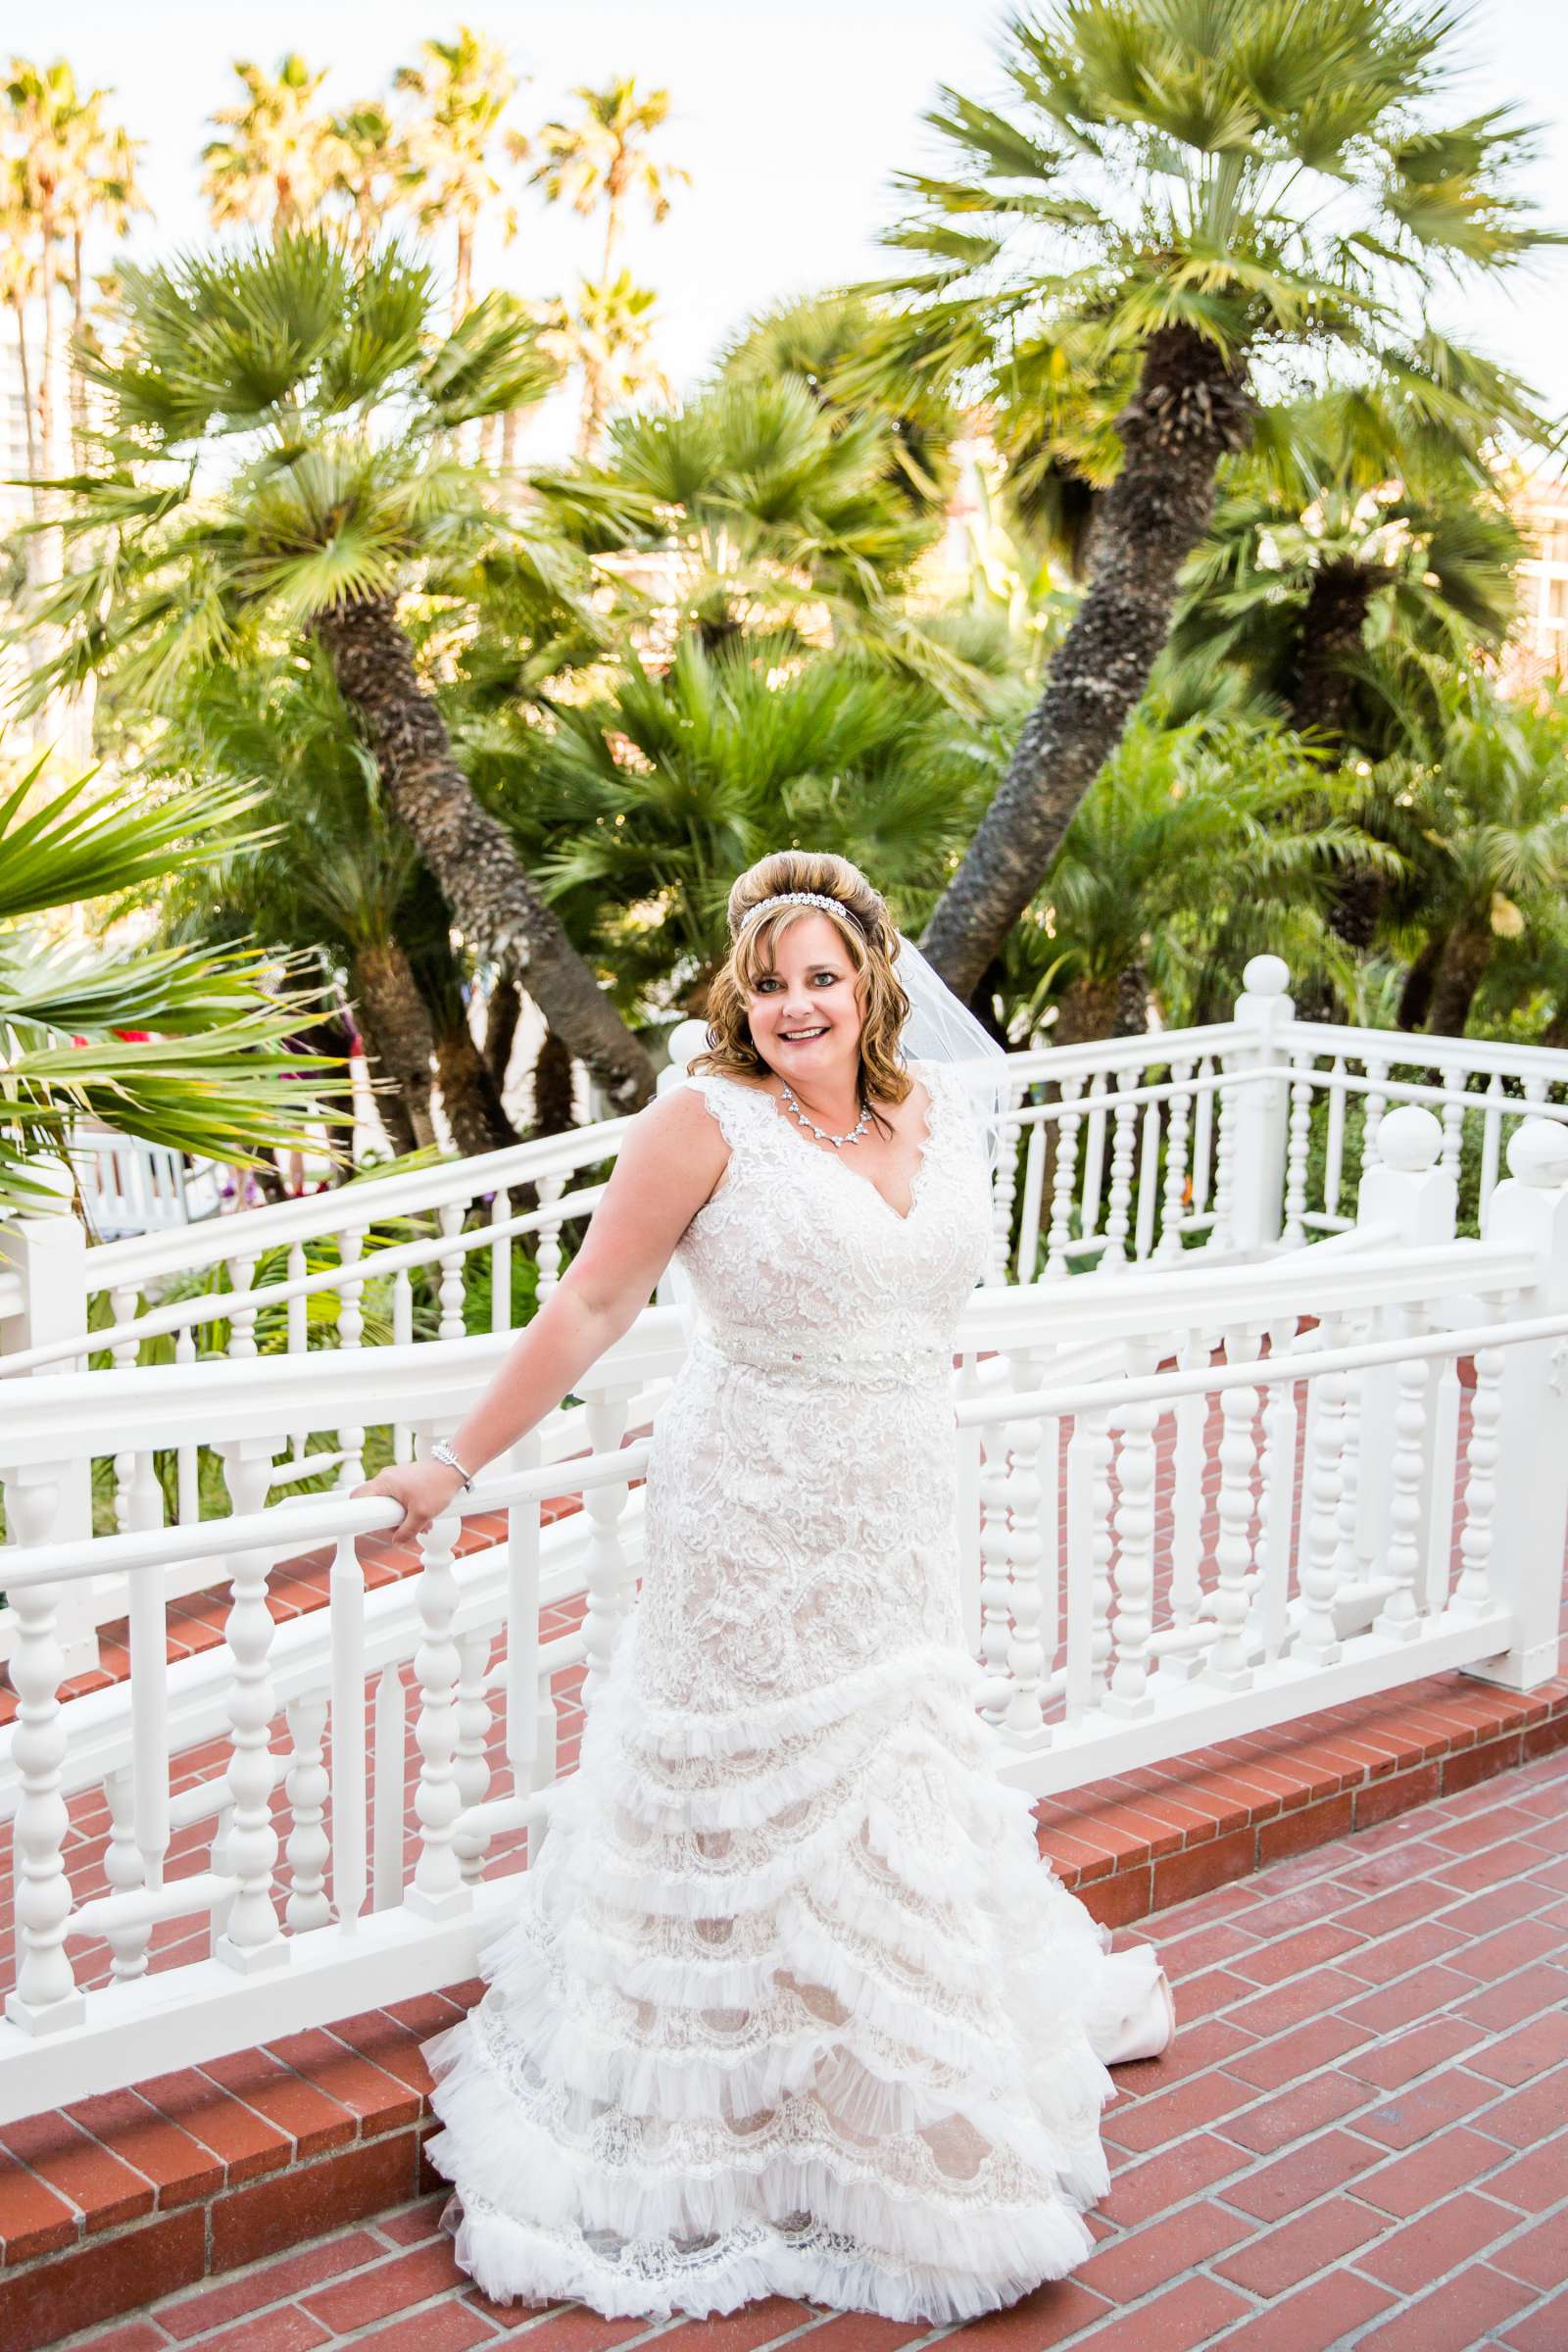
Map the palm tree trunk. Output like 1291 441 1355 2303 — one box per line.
1289 561 1374 741
435 1013 516 1154
315 591 656 1109
919 324 1253 999
350 940 438 1154
1425 917 1491 1039
485 968 522 1091
530 1024 577 1137
1397 935 1444 1031
1051 973 1121 1050
11 301 38 493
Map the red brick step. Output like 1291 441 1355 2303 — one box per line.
3 1661 1564 2350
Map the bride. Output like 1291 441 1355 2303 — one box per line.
356 850 1175 2326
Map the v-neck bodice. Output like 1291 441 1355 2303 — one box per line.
672 1058 991 1373
748 1077 938 1224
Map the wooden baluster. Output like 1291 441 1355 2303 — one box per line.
284 1691 331 1931
1044 1079 1084 1279
1191 1055 1215 1225
329 1533 368 1929
1016 1119 1047 1285
1282 1051 1313 1248
286 1241 308 1363
1478 1074 1505 1228
173 1320 200 1525
224 1252 260 1361
1205 1322 1261 1690
581 1388 633 1708
1256 1316 1299 1664
1155 1060 1194 1261
406 1497 469 1919
1373 1304 1430 1644
1062 1405 1099 1726
1440 1070 1468 1185
436 1202 466 1341
108 1279 141 1531
392 1269 414 1463
1100 1070 1139 1271
1080 1074 1108 1250
103 1765 149 1982
1295 1316 1348 1663
1334 1305 1374 1593
1106 1340 1157 1717
336 1225 367 1490
1133 1096 1160 1263
1004 1355 1047 1739
1157 1327 1206 1681
490 1188 513 1332
1087 1399 1116 1702
536 1174 565 1303
214 1439 287 1972
1452 1321 1505 1617
987 1083 1024 1285
454 1630 495 1883
372 1663 406 1912
1323 1057 1348 1225
1424 1335 1462 1618
1210 1067 1237 1250
2 1465 85 2032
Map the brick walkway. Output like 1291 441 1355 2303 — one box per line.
60 1751 1568 2352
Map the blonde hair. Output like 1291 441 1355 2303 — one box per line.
692 851 911 1118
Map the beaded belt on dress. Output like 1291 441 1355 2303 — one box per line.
691 1327 952 1380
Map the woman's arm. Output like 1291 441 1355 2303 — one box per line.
354 1081 729 1536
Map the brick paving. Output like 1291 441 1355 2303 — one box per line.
31 1747 1568 2352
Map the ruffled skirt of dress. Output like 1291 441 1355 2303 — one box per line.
419 1609 1172 2326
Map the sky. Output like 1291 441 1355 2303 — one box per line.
28 0 1568 459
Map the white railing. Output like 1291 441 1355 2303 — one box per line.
73 1130 224 1240
7 962 1568 1396
0 1104 1564 2120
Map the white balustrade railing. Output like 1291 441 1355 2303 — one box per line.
1 1106 1566 2125
9 960 1568 1393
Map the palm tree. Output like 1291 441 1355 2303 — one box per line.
1168 370 1534 753
877 0 1561 999
719 288 961 518
505 637 993 1020
548 271 667 463
329 102 412 255
564 376 974 701
153 650 441 1158
530 77 688 452
1368 672 1568 1036
0 760 343 1216
17 231 658 1110
395 27 524 323
200 54 343 231
1010 711 1397 1044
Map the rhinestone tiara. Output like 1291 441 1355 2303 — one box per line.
737 890 859 930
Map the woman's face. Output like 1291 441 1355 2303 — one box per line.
745 911 864 1088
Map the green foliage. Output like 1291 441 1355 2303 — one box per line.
12 230 574 724
0 760 345 1214
480 636 1004 1018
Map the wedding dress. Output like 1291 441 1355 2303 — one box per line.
421 1058 1175 2325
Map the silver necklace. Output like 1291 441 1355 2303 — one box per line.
779 1079 870 1150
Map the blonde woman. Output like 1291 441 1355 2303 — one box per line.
356 850 1174 2326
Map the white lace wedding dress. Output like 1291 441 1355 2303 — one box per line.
421 1059 1174 2324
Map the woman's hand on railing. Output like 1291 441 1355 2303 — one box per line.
352 1460 467 1543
